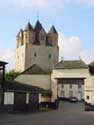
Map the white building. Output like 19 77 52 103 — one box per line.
51 60 89 101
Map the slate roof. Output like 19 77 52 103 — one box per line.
55 60 88 69
34 20 43 33
24 22 33 31
48 25 58 34
16 29 23 37
4 80 52 95
21 64 51 74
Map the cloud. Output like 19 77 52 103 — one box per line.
0 0 64 9
58 33 82 60
58 33 94 63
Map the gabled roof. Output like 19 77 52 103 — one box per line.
16 29 23 37
55 60 88 69
24 22 33 31
88 61 94 75
48 25 58 34
22 64 50 74
34 20 46 34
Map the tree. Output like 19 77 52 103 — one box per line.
5 70 20 81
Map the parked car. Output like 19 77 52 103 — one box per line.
85 102 94 111
69 97 78 102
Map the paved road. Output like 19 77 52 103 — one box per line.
1 101 94 125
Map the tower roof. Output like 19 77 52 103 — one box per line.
34 20 45 33
24 22 33 31
16 29 23 37
48 25 58 34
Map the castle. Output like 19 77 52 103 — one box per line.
15 20 59 72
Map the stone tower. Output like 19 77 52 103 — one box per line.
15 20 59 72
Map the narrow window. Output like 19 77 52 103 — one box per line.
61 84 64 89
87 96 89 100
34 53 37 57
49 54 51 59
69 84 72 89
78 84 81 89
69 91 73 97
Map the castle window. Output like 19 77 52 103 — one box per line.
69 84 72 89
49 54 51 59
34 53 37 57
87 96 89 100
78 84 81 89
61 84 64 89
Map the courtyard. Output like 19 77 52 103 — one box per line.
0 101 94 125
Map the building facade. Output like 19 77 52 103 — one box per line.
51 60 89 101
15 21 59 72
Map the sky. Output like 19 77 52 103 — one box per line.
0 0 94 70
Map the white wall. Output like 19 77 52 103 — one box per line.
58 84 84 100
51 68 88 102
15 74 51 90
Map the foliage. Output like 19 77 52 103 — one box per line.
5 70 20 81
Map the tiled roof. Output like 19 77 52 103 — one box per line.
21 64 51 74
55 60 88 69
48 25 58 34
24 22 33 31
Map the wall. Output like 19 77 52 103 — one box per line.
15 43 58 72
85 75 94 104
58 84 84 100
51 68 89 102
15 74 51 90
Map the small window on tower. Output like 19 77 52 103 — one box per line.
49 54 51 59
34 53 37 57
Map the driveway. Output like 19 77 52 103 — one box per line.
0 101 94 125
59 101 85 112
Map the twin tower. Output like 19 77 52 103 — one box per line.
15 20 59 72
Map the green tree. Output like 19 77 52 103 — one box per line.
5 70 20 81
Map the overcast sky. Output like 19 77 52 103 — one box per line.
0 0 94 70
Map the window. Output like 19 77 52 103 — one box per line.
78 84 81 89
87 96 89 100
34 53 37 57
69 91 73 97
60 91 65 97
49 54 51 59
61 84 64 89
69 84 72 89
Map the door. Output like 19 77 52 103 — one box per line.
14 92 26 111
28 93 39 111
78 92 82 101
